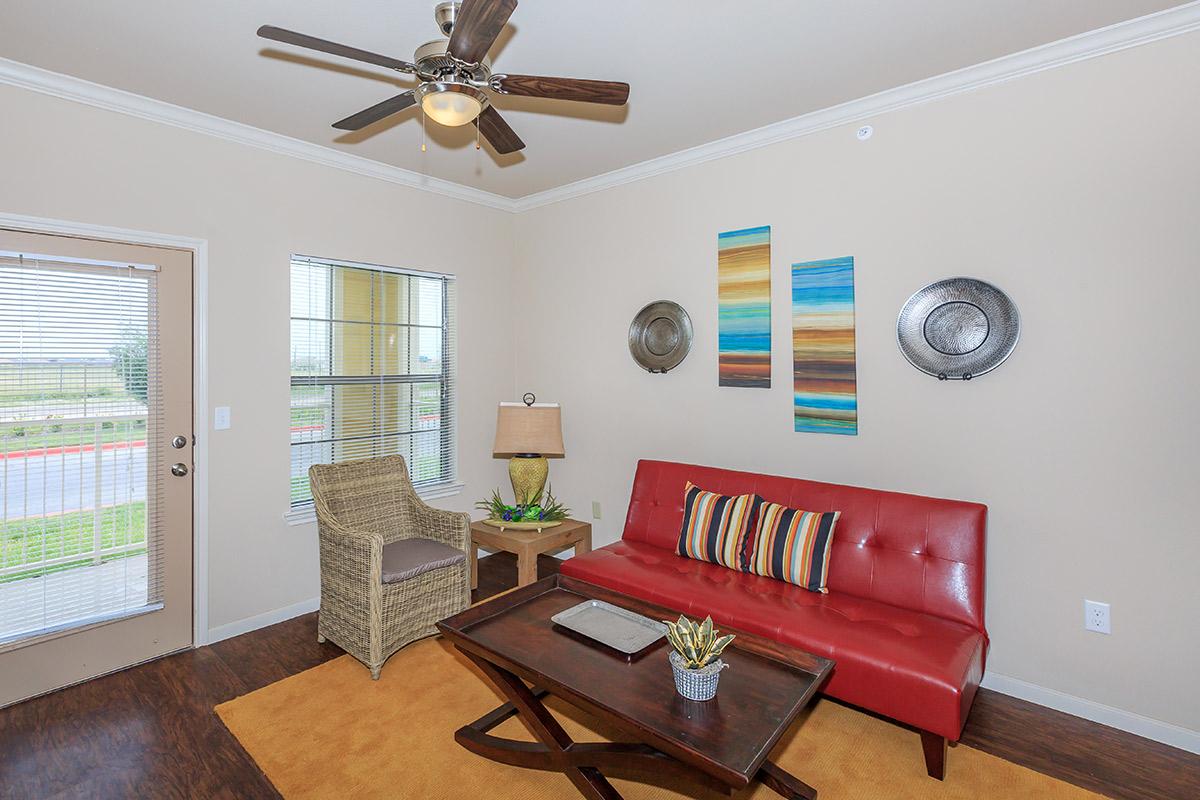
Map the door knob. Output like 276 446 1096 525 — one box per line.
171 435 188 449
171 463 190 477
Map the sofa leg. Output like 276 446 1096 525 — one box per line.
920 730 946 780
317 633 326 644
370 665 382 681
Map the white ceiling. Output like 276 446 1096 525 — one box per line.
0 1 1184 198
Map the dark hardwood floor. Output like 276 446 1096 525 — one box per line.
1 552 1196 799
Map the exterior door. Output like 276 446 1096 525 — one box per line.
0 228 193 707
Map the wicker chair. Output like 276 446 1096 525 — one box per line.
308 455 471 679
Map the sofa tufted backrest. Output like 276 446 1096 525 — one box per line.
623 459 987 636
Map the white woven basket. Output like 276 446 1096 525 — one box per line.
668 650 728 701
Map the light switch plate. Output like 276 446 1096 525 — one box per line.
591 501 602 520
213 406 231 430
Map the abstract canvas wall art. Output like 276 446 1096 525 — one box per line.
792 257 857 435
717 225 771 388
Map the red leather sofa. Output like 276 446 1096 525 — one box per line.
560 459 988 779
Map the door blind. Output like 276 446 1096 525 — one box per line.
289 256 457 508
0 253 165 646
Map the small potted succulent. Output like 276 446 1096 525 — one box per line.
664 615 735 701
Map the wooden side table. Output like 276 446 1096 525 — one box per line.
470 518 592 589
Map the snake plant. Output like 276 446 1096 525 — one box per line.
664 615 735 669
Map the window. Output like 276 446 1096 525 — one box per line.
289 256 457 512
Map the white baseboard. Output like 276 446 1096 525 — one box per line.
982 671 1200 754
204 596 320 645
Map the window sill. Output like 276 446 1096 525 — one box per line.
283 480 465 526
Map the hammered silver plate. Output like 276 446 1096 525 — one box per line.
628 300 693 373
551 600 667 655
897 278 1020 380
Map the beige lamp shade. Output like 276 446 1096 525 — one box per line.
493 402 564 457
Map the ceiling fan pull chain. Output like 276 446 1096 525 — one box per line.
420 105 427 153
475 122 482 172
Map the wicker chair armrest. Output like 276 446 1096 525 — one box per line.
408 495 470 552
317 513 385 547
316 516 384 578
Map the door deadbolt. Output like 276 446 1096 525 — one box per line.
170 463 190 477
171 435 188 449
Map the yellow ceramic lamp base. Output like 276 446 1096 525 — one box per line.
508 456 549 506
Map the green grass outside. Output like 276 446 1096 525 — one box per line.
0 502 146 584
2 420 147 455
0 363 126 404
1 361 147 453
290 406 326 426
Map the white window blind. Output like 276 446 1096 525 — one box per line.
0 253 163 646
289 256 457 509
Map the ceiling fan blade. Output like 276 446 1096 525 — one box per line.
472 105 525 154
448 0 517 64
494 74 629 105
332 91 416 130
257 25 416 73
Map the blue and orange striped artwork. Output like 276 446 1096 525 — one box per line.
718 226 771 388
792 257 857 435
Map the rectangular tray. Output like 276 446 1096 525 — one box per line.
550 599 666 657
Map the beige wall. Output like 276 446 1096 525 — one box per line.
512 33 1200 733
0 84 515 635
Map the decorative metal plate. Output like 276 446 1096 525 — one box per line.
897 278 1020 380
628 300 693 373
551 599 666 655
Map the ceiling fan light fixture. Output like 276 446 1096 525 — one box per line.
418 83 486 127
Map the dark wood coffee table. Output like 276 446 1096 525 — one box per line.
436 575 834 799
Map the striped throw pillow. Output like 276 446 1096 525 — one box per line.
745 501 840 592
676 482 761 570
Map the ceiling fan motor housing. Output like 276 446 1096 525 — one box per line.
414 38 491 82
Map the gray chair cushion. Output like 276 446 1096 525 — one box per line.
380 537 466 584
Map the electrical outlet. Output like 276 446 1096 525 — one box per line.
1084 600 1111 634
591 501 602 520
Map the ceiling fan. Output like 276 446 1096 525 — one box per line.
258 0 630 155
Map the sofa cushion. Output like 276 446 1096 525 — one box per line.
561 540 985 740
745 500 840 593
676 482 760 570
380 538 465 584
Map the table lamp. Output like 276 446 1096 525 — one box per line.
492 394 564 506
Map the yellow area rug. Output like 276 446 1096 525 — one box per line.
216 637 1101 799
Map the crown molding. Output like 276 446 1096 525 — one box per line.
511 1 1200 212
0 57 515 212
1 2 1197 215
